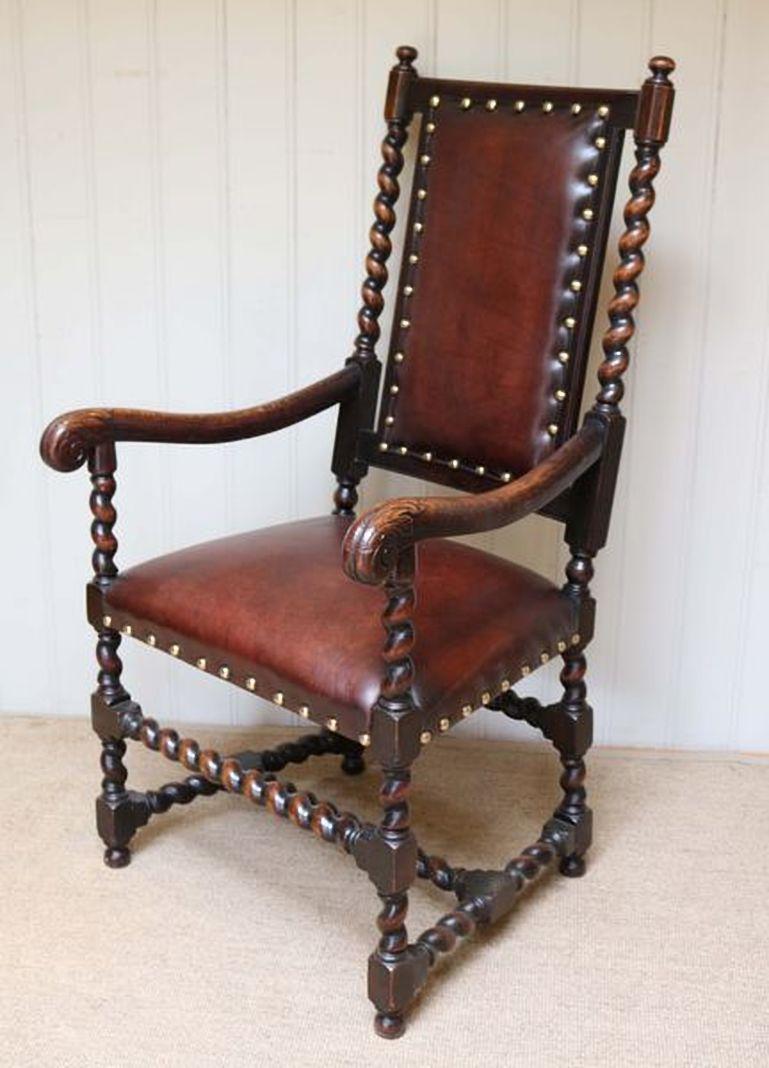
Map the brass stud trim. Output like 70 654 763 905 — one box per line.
547 424 558 437
514 100 525 111
358 733 371 747
540 652 550 664
450 459 460 469
558 351 570 364
246 677 256 691
400 318 410 328
587 173 599 187
438 717 450 732
408 253 418 265
501 472 512 482
219 665 230 679
429 95 440 107
420 154 431 165
571 633 581 645
102 615 112 627
146 633 157 647
555 389 566 402
196 657 207 670
385 415 395 426
169 643 180 657
570 280 582 292
595 136 606 149
564 316 576 328
420 730 433 744
413 221 423 233
121 624 132 636
399 446 408 455
557 640 567 653
394 350 405 360
462 704 473 717
460 97 472 109
582 208 594 221
423 451 433 461
571 102 582 115
425 121 436 133
521 664 531 676
298 704 310 718
501 679 511 692
475 465 485 475
326 717 338 732
542 101 554 113
597 104 610 118
273 691 284 706
379 441 388 451
481 691 491 705
417 189 427 200
390 384 399 394
577 244 588 257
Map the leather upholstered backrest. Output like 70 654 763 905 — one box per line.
370 79 636 492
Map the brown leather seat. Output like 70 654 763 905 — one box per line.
99 516 578 740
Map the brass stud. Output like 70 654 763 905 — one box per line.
426 121 436 133
547 424 558 437
246 677 256 691
558 350 570 364
462 704 473 717
555 389 566 402
595 136 606 149
514 99 525 111
582 208 594 221
475 465 485 475
390 384 399 394
299 704 310 718
460 97 472 109
417 189 427 200
501 472 512 482
439 717 450 732
121 624 132 636
570 280 582 292
597 104 610 118
399 446 408 455
587 173 599 187
571 633 581 645
326 717 338 732
146 633 157 647
394 350 405 361
521 664 531 676
564 316 576 328
571 102 582 115
169 643 180 657
358 733 371 747
577 244 588 257
385 415 395 426
273 691 284 705
540 652 550 664
450 459 460 469
420 730 433 744
542 101 554 113
423 451 433 461
429 95 441 107
481 691 491 705
408 253 418 264
196 657 207 670
400 319 410 328
420 154 431 165
501 679 511 692
557 640 567 653
219 665 230 679
486 99 497 111
402 285 413 297
102 615 112 627
379 442 389 452
413 222 423 233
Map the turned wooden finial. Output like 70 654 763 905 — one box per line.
395 45 418 69
635 55 676 144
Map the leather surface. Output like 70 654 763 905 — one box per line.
381 105 600 478
101 516 578 739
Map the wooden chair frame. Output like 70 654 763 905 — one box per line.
40 47 675 1039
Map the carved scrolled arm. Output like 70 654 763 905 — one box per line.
343 424 604 585
40 365 361 473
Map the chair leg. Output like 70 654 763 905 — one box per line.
92 624 144 868
354 764 425 1039
554 649 593 877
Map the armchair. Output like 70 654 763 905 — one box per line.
40 46 674 1039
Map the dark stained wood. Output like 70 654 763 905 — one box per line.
38 44 675 1041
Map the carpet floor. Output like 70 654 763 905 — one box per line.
2 716 768 1068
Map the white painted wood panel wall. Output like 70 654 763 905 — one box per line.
3 0 768 750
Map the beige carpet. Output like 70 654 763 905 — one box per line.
2 717 768 1068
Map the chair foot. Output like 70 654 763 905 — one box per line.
104 845 131 868
374 1011 406 1039
559 853 587 878
341 752 366 776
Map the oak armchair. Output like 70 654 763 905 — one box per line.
40 46 675 1039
